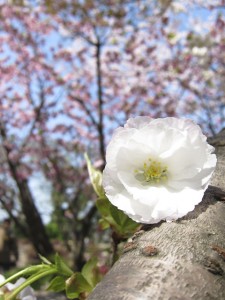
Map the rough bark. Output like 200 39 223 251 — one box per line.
88 129 225 300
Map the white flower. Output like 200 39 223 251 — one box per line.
192 46 207 56
103 117 217 224
171 2 186 13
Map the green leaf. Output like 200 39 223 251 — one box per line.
47 276 66 292
38 254 52 265
96 197 117 227
167 32 176 40
66 273 92 299
109 205 138 236
81 258 100 288
85 153 105 198
54 254 73 277
96 197 113 219
96 196 138 237
98 218 110 230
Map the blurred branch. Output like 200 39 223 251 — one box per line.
0 196 28 235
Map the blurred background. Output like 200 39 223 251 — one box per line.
0 0 224 274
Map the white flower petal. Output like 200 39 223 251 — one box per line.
103 167 134 213
125 116 153 129
103 117 217 224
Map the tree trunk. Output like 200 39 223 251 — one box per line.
16 178 54 256
73 205 97 271
7 165 53 256
88 129 225 300
0 123 53 257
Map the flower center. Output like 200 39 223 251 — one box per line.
134 158 168 184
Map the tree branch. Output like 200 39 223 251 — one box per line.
71 96 98 128
95 37 105 166
88 129 225 300
20 76 46 152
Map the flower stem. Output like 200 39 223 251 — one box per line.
111 232 121 266
0 265 44 289
5 269 57 300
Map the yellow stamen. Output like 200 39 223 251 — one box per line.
134 158 168 184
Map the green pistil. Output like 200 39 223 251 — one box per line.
134 158 168 184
